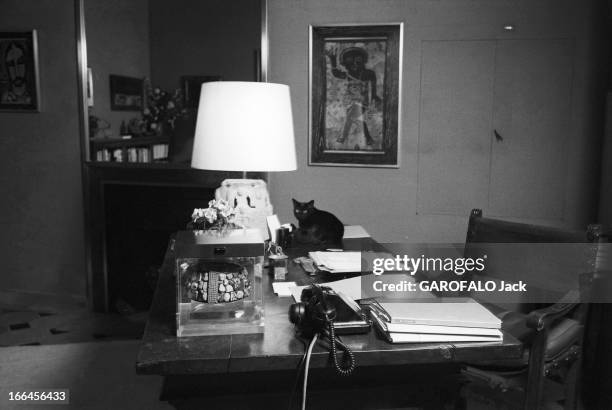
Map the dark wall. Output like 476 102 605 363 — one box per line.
0 0 86 300
86 0 150 138
149 0 261 92
599 4 612 230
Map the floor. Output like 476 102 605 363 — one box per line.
0 296 171 410
0 300 577 409
0 340 172 410
0 307 146 347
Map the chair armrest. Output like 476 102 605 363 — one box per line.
526 290 579 331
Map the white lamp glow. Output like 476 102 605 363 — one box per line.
191 81 296 172
191 81 297 236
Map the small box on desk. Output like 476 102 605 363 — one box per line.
174 229 265 337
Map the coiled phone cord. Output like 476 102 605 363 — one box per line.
328 321 356 376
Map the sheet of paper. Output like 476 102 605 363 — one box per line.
290 275 364 302
266 214 281 243
343 225 371 239
272 281 297 297
309 251 362 273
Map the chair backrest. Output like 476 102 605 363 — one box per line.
463 209 601 311
465 209 590 244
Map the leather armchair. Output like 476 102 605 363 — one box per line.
460 209 604 410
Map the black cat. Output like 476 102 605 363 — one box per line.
292 199 344 247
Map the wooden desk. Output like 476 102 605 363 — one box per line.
136 236 522 407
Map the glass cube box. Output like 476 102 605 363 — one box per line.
174 229 265 337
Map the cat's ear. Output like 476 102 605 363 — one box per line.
292 198 298 205
307 200 314 207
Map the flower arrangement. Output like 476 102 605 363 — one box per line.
142 80 186 135
189 199 242 231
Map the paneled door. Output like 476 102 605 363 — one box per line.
418 38 573 220
418 40 496 215
489 39 572 219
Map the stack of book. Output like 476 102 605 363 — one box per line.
369 298 502 343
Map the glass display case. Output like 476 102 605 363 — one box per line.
174 229 265 337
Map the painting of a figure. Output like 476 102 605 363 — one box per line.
325 41 385 151
310 24 402 167
0 31 40 111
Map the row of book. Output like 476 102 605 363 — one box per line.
94 144 169 163
368 298 502 343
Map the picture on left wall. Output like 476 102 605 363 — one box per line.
0 30 40 112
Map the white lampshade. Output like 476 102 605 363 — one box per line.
191 81 297 172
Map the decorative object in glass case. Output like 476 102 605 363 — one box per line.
175 229 264 337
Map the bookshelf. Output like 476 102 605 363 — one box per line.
91 135 170 163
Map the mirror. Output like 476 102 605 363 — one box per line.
76 0 265 163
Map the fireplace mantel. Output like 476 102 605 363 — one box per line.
84 162 265 312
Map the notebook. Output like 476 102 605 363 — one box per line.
375 321 503 337
378 298 501 329
370 309 503 343
383 332 501 343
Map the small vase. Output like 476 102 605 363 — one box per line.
155 122 164 136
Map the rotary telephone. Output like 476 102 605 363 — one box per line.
288 285 369 376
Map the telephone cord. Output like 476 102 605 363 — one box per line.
301 332 318 410
287 338 309 410
328 322 356 376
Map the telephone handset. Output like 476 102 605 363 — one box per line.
289 285 368 376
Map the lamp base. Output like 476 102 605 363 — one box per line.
215 179 273 237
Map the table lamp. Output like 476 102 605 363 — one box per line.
191 81 297 235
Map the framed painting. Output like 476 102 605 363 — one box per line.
309 24 403 167
0 30 40 112
181 75 222 109
109 74 143 111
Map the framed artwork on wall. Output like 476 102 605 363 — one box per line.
309 23 403 167
0 30 40 112
109 74 143 111
181 75 222 109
